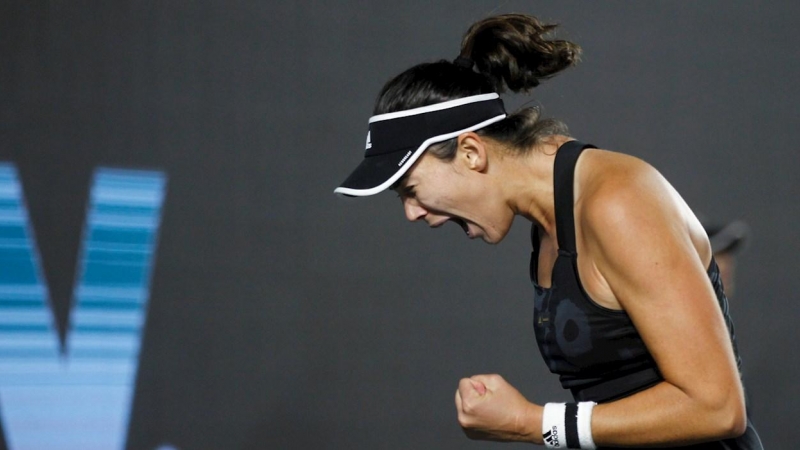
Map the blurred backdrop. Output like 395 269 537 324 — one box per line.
0 1 798 449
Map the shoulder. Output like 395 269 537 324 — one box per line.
573 148 713 288
575 149 708 270
576 149 676 233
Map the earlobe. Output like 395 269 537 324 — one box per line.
458 132 488 172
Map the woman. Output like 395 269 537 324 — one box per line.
335 14 762 449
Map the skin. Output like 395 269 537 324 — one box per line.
395 133 747 447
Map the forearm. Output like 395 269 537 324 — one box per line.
520 380 746 448
591 381 746 447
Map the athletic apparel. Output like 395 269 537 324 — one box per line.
530 141 763 449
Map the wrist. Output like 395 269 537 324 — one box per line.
517 402 544 444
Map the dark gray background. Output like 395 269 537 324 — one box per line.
1 1 797 449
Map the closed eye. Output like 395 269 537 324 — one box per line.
391 174 412 197
392 180 416 199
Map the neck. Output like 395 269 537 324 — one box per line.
500 135 572 238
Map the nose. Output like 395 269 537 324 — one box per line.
403 197 427 222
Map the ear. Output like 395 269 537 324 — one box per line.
456 132 488 172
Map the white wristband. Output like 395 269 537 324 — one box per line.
542 402 566 448
541 401 597 449
577 402 597 450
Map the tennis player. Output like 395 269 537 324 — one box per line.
335 14 762 449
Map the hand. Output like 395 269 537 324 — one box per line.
454 374 541 443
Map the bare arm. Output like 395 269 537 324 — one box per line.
580 163 746 446
455 160 746 446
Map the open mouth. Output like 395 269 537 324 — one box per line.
450 217 470 237
430 217 474 238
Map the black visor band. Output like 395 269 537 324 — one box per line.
334 93 506 197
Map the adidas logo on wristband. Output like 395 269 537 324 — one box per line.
543 427 561 447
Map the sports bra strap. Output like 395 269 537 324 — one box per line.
553 141 597 254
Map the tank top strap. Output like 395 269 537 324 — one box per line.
553 140 597 254
529 224 540 284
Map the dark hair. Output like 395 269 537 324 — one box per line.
373 14 581 160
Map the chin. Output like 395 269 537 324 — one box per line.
480 230 507 245
486 220 517 244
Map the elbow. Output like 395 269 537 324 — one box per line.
720 402 747 439
680 378 748 441
703 390 747 439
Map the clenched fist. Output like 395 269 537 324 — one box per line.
454 374 543 443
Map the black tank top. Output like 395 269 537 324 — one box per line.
530 141 762 449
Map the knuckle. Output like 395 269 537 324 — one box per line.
457 412 473 428
462 399 477 415
489 373 503 383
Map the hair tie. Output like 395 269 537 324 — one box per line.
453 56 474 69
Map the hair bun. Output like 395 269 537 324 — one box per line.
460 14 581 93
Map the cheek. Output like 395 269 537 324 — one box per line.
417 170 488 214
469 186 503 215
419 179 463 208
